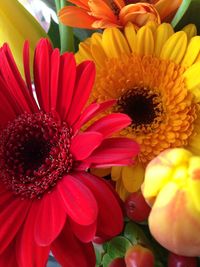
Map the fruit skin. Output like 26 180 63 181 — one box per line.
109 257 126 267
125 244 154 267
125 191 151 222
168 252 198 267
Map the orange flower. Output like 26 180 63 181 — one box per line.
59 0 182 29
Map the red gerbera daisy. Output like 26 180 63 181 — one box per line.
0 38 139 267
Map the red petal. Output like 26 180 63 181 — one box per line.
0 194 31 254
0 44 37 113
73 99 116 131
0 242 19 267
50 48 60 111
70 219 97 242
16 201 50 267
23 41 34 97
56 53 76 120
90 158 133 168
67 61 95 125
86 113 131 138
0 75 21 115
71 132 103 160
52 223 96 267
34 189 67 246
83 137 139 166
34 39 52 112
57 175 98 225
73 172 123 237
0 80 19 125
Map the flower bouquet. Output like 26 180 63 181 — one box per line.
1 0 200 266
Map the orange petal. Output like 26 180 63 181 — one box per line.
114 0 125 9
68 0 90 10
59 6 96 29
92 19 120 28
119 3 160 27
155 0 182 21
88 0 118 22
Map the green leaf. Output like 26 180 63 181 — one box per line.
102 253 113 267
73 28 99 41
124 222 150 246
107 236 132 258
103 241 109 252
47 18 60 49
171 0 200 33
155 261 165 267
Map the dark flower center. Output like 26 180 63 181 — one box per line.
116 87 163 134
0 112 73 199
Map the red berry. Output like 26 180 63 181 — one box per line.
125 245 154 267
168 252 197 267
125 191 151 222
109 258 126 267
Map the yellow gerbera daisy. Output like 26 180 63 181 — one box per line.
76 22 200 200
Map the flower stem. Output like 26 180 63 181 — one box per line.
55 0 74 53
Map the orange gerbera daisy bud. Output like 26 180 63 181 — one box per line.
142 148 200 256
59 0 182 29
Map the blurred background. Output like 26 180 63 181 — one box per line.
18 0 57 31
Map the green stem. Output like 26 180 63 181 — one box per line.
55 0 74 53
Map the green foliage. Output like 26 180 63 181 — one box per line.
124 222 150 246
48 17 61 49
107 236 132 258
102 253 113 267
172 0 200 33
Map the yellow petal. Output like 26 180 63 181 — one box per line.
111 166 123 181
145 21 159 34
154 23 174 57
183 61 200 91
91 32 103 45
182 24 197 41
102 27 130 58
77 41 93 62
181 36 200 68
194 53 200 63
143 149 192 199
143 158 173 199
151 182 179 208
91 44 107 67
122 163 144 192
124 22 137 53
90 168 111 177
116 179 129 201
136 26 154 56
160 31 188 64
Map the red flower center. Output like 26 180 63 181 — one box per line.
0 112 73 199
